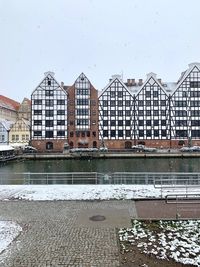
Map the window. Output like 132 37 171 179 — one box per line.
154 130 159 137
34 110 42 115
118 91 123 98
118 130 123 137
161 120 166 126
125 120 130 126
125 110 130 116
45 100 54 106
57 110 65 115
45 131 53 138
175 120 187 126
191 120 200 126
47 80 51 86
34 120 42 126
191 130 200 137
175 101 187 107
118 120 123 126
70 132 74 137
161 100 166 106
77 109 89 116
191 101 200 107
57 120 65 126
146 130 151 137
77 119 89 126
76 89 89 95
139 120 144 126
153 91 158 97
146 110 151 116
111 120 115 126
161 110 166 116
45 90 53 97
139 130 144 137
77 99 89 105
146 100 151 106
146 120 151 126
118 100 123 106
103 130 108 137
57 131 65 137
92 131 96 137
176 130 187 137
103 110 108 116
110 110 116 116
154 120 159 126
111 130 116 137
34 131 42 136
138 110 144 116
103 100 108 107
34 100 42 105
153 100 159 106
45 120 53 127
110 100 116 107
57 100 65 105
103 120 108 126
45 110 53 117
190 81 200 88
125 100 131 106
153 110 159 116
126 130 131 137
138 100 144 106
161 130 166 137
110 91 115 97
118 110 123 116
146 91 151 97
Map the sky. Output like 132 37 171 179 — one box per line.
0 0 200 102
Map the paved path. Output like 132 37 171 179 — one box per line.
0 200 137 267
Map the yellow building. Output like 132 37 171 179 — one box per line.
9 118 30 147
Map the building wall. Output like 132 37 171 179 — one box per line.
9 118 30 146
31 72 68 152
66 73 99 149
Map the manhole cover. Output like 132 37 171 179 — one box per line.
89 215 106 221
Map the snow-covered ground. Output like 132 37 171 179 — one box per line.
0 184 185 201
0 221 22 254
119 220 200 266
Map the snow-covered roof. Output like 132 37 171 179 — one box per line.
0 145 14 151
0 120 14 131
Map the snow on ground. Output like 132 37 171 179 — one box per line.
119 220 200 266
0 184 170 201
0 221 22 254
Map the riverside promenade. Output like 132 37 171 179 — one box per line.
0 200 136 267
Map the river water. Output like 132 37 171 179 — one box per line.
1 157 200 174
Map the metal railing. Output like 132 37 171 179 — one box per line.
1 172 200 186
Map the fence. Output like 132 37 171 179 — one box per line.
1 172 200 186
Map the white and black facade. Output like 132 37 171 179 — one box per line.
31 72 68 152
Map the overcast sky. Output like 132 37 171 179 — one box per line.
0 0 200 102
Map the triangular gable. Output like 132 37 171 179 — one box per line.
172 63 200 96
99 77 132 98
31 72 67 96
135 73 168 97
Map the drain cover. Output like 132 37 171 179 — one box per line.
89 215 106 221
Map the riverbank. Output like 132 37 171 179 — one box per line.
21 151 200 160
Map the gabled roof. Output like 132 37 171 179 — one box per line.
172 62 200 96
135 72 169 97
0 95 20 111
99 75 133 98
0 119 14 131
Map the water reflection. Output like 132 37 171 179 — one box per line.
1 158 200 173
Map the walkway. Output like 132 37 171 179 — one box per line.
0 200 137 267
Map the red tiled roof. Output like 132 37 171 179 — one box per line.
0 95 20 111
